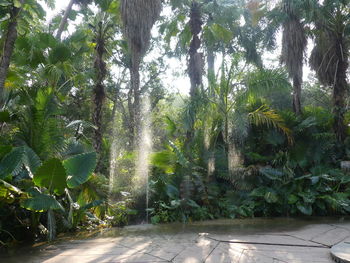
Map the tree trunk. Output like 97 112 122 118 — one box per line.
93 82 105 155
186 1 203 143
292 74 302 115
56 0 75 40
0 3 22 106
333 41 348 143
93 36 107 170
127 87 135 148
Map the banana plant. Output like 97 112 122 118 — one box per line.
0 144 97 240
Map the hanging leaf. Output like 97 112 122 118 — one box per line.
22 190 64 212
297 203 312 215
64 152 97 188
210 23 233 43
33 158 67 195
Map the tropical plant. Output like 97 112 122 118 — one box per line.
309 0 350 143
120 0 162 146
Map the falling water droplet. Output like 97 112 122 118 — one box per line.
109 111 119 201
134 95 153 222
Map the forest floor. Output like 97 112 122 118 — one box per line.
3 217 350 263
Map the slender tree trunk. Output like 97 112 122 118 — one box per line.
93 81 105 155
56 0 75 40
0 3 23 106
93 37 107 170
333 39 348 143
186 1 203 143
292 74 302 115
281 0 306 116
207 47 215 99
127 87 135 149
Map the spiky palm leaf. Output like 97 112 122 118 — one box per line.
248 105 293 144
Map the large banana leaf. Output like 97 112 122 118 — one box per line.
22 189 64 212
33 158 67 195
64 152 97 188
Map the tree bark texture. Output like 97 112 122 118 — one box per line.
186 1 203 142
93 34 107 168
0 3 22 106
333 36 348 143
292 73 302 115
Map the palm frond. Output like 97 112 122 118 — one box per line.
248 105 293 144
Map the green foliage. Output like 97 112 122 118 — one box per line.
0 146 41 179
33 158 67 195
22 188 64 212
64 152 97 188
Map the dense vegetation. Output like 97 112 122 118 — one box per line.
0 0 350 247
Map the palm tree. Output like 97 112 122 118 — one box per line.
186 1 204 143
90 13 113 166
280 0 307 115
0 0 24 107
188 1 203 98
120 0 162 146
309 0 349 143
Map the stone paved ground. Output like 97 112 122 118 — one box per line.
3 218 350 263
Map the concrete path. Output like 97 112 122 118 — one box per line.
3 218 350 263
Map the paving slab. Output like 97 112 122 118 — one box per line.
278 224 336 241
2 218 350 263
312 227 350 246
207 233 321 246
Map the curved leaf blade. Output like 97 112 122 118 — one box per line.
64 152 97 188
22 192 64 212
34 158 67 195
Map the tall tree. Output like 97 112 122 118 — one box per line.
0 0 24 107
56 0 75 40
280 0 307 115
55 0 92 40
120 0 162 146
91 13 113 166
186 1 204 142
310 0 349 143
